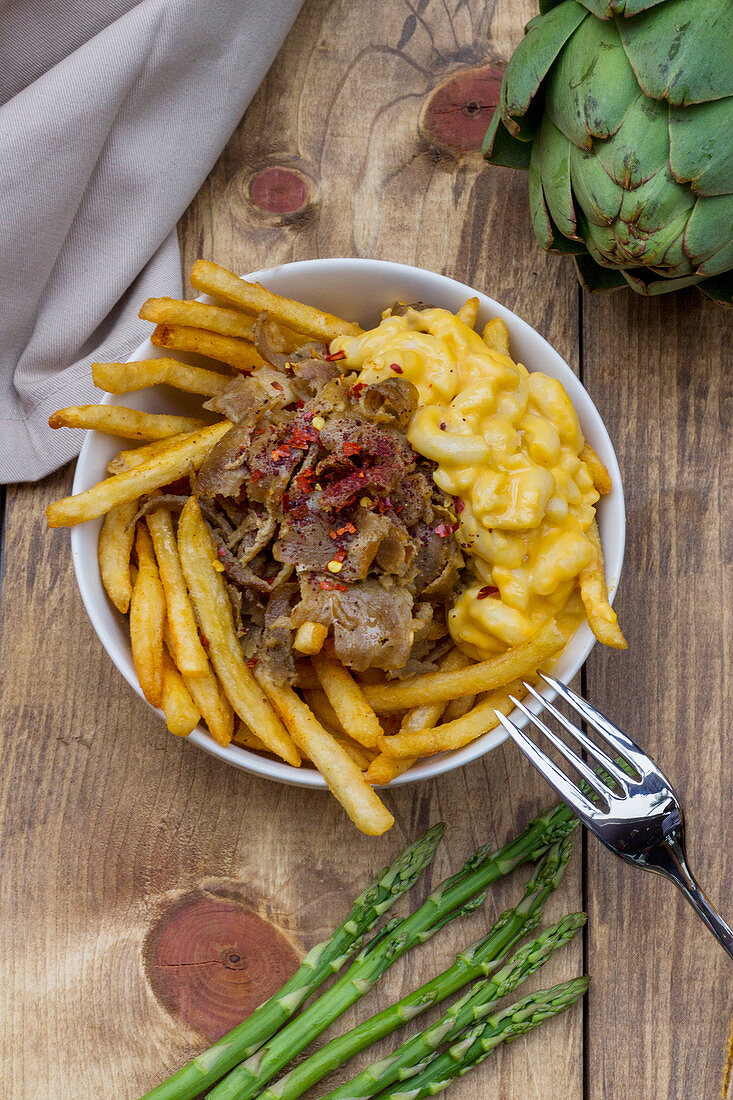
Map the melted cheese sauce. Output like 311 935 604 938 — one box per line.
331 307 599 659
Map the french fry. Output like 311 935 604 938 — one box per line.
579 520 627 650
293 621 329 656
140 298 258 340
232 723 272 754
379 681 528 760
365 753 415 785
93 358 230 398
107 433 194 474
49 404 206 440
456 297 479 328
257 670 394 836
365 648 470 784
147 508 208 676
361 619 565 712
177 497 300 766
46 421 232 528
312 644 384 748
191 260 363 342
129 525 166 709
482 317 511 357
160 652 201 736
332 735 374 772
580 442 613 495
302 689 346 734
140 297 308 350
436 650 474 721
163 624 234 746
151 324 266 372
98 499 138 613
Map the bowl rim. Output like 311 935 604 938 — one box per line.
71 257 625 789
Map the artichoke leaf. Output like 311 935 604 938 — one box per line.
544 13 639 150
529 148 556 250
617 162 694 234
684 193 733 276
669 96 733 198
620 269 705 295
593 91 667 189
536 116 580 239
573 254 628 292
482 104 533 168
577 0 667 15
698 271 733 306
500 0 588 131
617 0 733 106
569 143 623 226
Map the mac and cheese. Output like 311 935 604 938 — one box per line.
332 307 602 659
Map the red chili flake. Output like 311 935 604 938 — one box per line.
271 381 284 391
357 470 365 479
294 470 315 493
325 350 347 362
454 497 465 514
271 444 291 462
200 634 209 648
342 439 361 457
389 363 403 374
281 492 291 512
295 398 305 409
343 522 357 535
287 426 316 449
352 382 367 397
439 422 447 431
250 469 263 483
289 504 308 521
319 579 348 592
333 548 346 563
434 523 453 538
246 657 258 668
477 585 500 600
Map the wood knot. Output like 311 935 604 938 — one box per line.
250 166 309 215
144 895 300 1041
420 65 504 155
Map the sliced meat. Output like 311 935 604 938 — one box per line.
355 378 418 429
292 576 417 672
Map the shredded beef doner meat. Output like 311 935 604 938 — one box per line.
195 346 463 682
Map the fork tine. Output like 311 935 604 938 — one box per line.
494 710 605 822
508 695 614 803
523 681 631 793
539 674 652 775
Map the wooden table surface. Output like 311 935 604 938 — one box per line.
1 1 731 1097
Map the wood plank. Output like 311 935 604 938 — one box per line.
582 288 733 1099
0 1 589 1097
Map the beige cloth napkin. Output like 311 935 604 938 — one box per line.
0 0 303 483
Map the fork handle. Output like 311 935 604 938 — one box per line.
660 835 733 960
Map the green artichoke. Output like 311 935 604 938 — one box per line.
483 0 733 303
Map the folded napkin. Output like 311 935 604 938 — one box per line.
0 0 303 483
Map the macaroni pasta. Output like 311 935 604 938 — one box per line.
332 307 600 659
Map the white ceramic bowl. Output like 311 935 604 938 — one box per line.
71 258 625 788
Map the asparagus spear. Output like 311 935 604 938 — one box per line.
371 977 590 1100
208 803 576 1100
139 823 445 1100
317 910 585 1100
259 839 577 1100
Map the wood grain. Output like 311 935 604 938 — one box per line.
0 0 729 1098
582 290 733 1100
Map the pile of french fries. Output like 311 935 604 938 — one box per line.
46 260 624 836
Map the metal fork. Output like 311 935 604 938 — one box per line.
495 672 733 959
